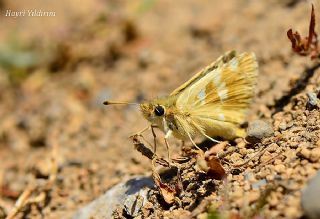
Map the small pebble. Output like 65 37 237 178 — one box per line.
252 179 267 189
232 188 243 199
297 148 311 160
310 148 320 162
229 152 242 163
284 150 297 161
286 121 294 128
233 181 240 187
305 166 317 176
312 163 320 169
286 195 300 206
234 197 244 207
277 203 285 211
302 115 307 121
267 143 279 153
284 168 293 179
227 146 237 153
256 171 267 179
274 159 282 165
276 186 284 193
246 120 274 143
284 206 301 218
268 192 280 207
243 183 251 191
233 175 244 181
239 148 247 156
237 141 246 149
269 211 280 218
289 141 299 149
274 164 285 173
248 190 260 203
260 151 272 163
306 92 319 110
246 149 255 154
266 174 275 181
278 122 287 131
197 213 208 219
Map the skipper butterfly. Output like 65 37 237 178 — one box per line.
104 51 258 155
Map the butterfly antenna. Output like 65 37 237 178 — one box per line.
103 100 139 106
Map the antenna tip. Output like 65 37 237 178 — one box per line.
103 100 139 106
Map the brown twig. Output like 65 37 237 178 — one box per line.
5 186 33 219
232 147 268 168
132 135 155 160
5 131 59 219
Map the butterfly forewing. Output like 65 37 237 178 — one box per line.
174 51 258 139
170 51 237 97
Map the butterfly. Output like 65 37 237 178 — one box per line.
104 51 258 156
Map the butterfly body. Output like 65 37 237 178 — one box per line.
139 51 258 142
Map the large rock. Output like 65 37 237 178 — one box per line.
72 176 154 219
301 171 320 219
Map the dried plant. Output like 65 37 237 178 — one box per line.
287 4 320 59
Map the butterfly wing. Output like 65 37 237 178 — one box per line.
174 51 258 139
170 51 237 96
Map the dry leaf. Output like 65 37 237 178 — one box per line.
205 155 226 180
152 170 176 204
196 152 226 180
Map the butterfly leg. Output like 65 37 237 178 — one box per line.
202 133 220 144
186 132 202 151
164 130 173 161
129 125 150 138
151 125 157 154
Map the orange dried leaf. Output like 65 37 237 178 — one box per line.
158 182 176 204
205 155 226 180
152 170 176 204
196 152 226 180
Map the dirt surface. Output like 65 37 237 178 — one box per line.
0 0 320 218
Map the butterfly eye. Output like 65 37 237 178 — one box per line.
154 105 165 116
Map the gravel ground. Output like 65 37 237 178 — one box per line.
0 0 320 218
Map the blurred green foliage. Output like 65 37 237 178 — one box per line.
0 40 38 84
137 0 156 14
207 210 222 219
207 207 224 219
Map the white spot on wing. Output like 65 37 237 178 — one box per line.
197 89 206 104
211 69 228 101
217 82 228 101
218 113 225 121
212 69 221 86
229 58 238 71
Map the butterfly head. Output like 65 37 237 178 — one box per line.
140 102 166 123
